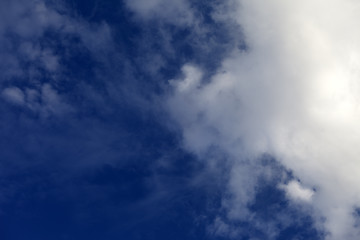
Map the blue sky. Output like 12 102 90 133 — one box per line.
2 1 360 240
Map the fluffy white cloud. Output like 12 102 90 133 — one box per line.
167 0 360 239
280 180 314 202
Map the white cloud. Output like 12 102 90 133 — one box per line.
167 0 360 239
169 65 202 93
280 180 314 202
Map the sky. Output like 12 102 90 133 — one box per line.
1 0 360 240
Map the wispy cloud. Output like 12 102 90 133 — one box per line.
124 0 194 26
2 87 25 105
0 0 115 118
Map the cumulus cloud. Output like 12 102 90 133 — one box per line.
167 0 360 239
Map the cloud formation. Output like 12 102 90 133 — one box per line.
0 0 114 118
167 0 360 239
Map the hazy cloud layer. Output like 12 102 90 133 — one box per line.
124 0 194 26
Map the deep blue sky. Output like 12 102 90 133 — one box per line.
0 1 324 239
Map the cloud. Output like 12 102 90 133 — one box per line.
0 0 115 118
2 87 25 105
169 65 202 93
0 0 113 78
167 0 360 239
2 84 72 118
2 0 359 239
39 83 72 117
280 180 314 203
124 0 194 26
